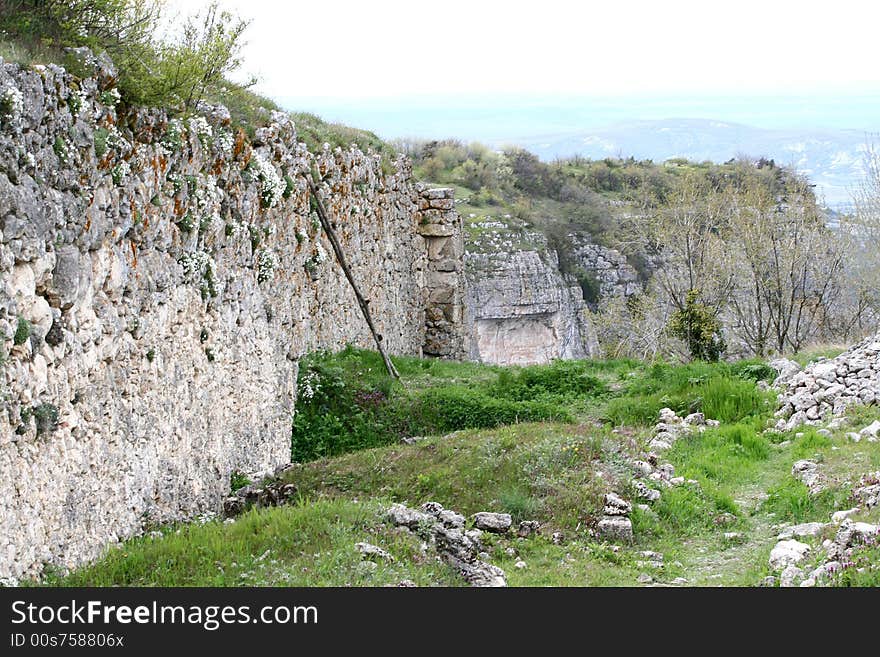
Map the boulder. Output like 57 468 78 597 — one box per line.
860 420 880 439
603 492 632 516
770 358 801 387
386 503 432 529
597 516 633 543
777 522 827 540
831 508 860 524
355 542 394 562
633 480 661 502
473 512 512 533
683 412 706 426
769 539 811 570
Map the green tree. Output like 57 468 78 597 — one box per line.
668 289 726 362
0 1 251 110
133 2 251 108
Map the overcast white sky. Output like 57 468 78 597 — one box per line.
168 0 880 100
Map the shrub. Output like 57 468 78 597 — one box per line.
491 360 607 402
730 360 777 382
667 290 725 362
32 403 59 435
290 349 579 462
13 316 31 345
230 471 251 492
1 1 250 111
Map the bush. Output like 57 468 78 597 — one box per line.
290 349 587 462
491 360 607 402
729 360 777 383
32 403 59 436
1 1 250 111
668 290 725 362
120 3 251 108
13 316 31 345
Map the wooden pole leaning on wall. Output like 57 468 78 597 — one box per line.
302 171 401 380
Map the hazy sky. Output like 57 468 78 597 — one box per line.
169 0 880 100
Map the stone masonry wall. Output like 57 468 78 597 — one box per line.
417 187 470 359
0 55 468 582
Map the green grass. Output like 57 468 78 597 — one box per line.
290 347 613 462
831 545 880 586
43 349 880 587
289 112 397 170
666 420 771 495
761 478 846 524
291 348 778 463
283 423 614 532
42 499 463 587
789 344 848 367
602 360 774 427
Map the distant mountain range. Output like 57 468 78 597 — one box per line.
284 94 880 209
501 118 872 208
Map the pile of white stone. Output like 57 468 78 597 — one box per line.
596 493 634 544
648 408 719 451
773 334 880 430
384 502 508 587
766 469 880 587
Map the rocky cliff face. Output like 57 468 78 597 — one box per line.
465 240 598 365
570 236 642 302
0 55 468 582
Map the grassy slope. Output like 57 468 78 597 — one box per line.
45 349 880 587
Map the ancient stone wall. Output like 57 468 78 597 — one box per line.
0 56 468 582
416 187 470 359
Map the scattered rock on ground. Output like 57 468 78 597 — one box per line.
769 539 811 570
779 565 804 587
517 521 540 538
831 508 861 523
421 501 466 529
385 503 507 587
603 492 632 516
597 516 633 544
791 460 825 494
853 472 880 508
473 512 512 533
777 522 827 540
223 482 298 516
860 421 880 441
356 542 394 562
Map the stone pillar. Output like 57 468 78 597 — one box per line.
415 186 471 359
